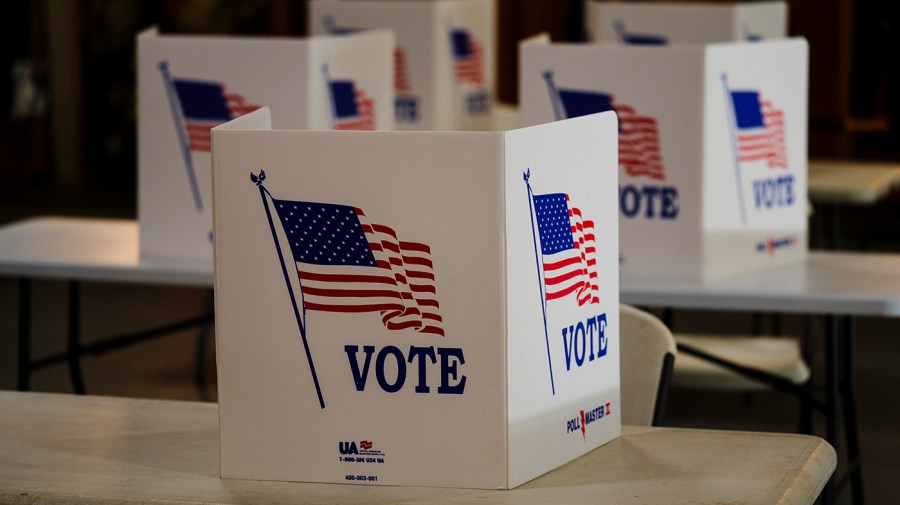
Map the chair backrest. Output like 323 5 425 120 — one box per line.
619 304 677 426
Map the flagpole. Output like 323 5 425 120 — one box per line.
542 70 565 121
254 173 325 409
524 169 556 396
158 60 204 212
721 73 748 225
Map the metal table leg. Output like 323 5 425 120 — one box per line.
17 278 31 391
842 316 865 505
67 280 87 394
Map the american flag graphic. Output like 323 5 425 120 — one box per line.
729 90 787 169
450 28 484 86
551 82 665 180
272 198 443 336
532 193 599 306
328 79 376 130
171 79 260 152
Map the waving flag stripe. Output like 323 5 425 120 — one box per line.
730 91 787 169
533 193 600 306
274 198 442 336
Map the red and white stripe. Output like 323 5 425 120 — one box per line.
616 103 666 180
335 90 376 131
394 47 413 95
454 39 484 87
737 98 787 169
186 88 259 152
296 208 443 336
544 198 599 306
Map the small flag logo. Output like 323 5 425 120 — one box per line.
324 65 376 131
728 90 787 169
450 28 485 86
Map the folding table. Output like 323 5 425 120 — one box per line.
622 251 900 505
0 390 835 505
0 216 213 393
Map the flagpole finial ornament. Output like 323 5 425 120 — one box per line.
250 170 267 187
158 60 169 72
523 168 531 183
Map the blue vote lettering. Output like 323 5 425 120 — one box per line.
395 96 419 123
752 175 795 210
466 91 490 116
345 345 467 394
620 185 679 219
561 314 608 371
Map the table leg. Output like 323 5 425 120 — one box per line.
194 289 215 401
16 279 31 391
822 315 841 505
842 316 865 505
798 315 816 435
67 280 86 395
830 203 841 250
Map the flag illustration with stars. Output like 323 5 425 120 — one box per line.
728 89 787 169
328 79 376 131
532 192 599 306
450 28 484 86
170 78 260 152
272 198 444 336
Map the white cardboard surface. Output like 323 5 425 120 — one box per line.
520 36 807 281
138 27 393 262
309 0 493 131
211 109 619 489
585 1 787 45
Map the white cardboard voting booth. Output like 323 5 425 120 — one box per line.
521 36 808 281
309 0 493 131
137 27 393 262
585 1 787 45
211 108 621 488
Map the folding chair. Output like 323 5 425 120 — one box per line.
619 304 677 426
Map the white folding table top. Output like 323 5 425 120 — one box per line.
808 159 900 204
621 251 900 316
0 391 835 505
2 216 899 317
0 216 213 286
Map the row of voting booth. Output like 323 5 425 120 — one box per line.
134 0 806 490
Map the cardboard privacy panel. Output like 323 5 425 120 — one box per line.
520 36 807 281
585 1 787 45
309 0 493 131
137 27 393 262
211 108 620 488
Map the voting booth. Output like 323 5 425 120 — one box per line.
520 36 808 281
585 1 787 45
211 108 620 488
137 27 393 262
309 0 493 131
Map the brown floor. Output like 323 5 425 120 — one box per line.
0 181 898 504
